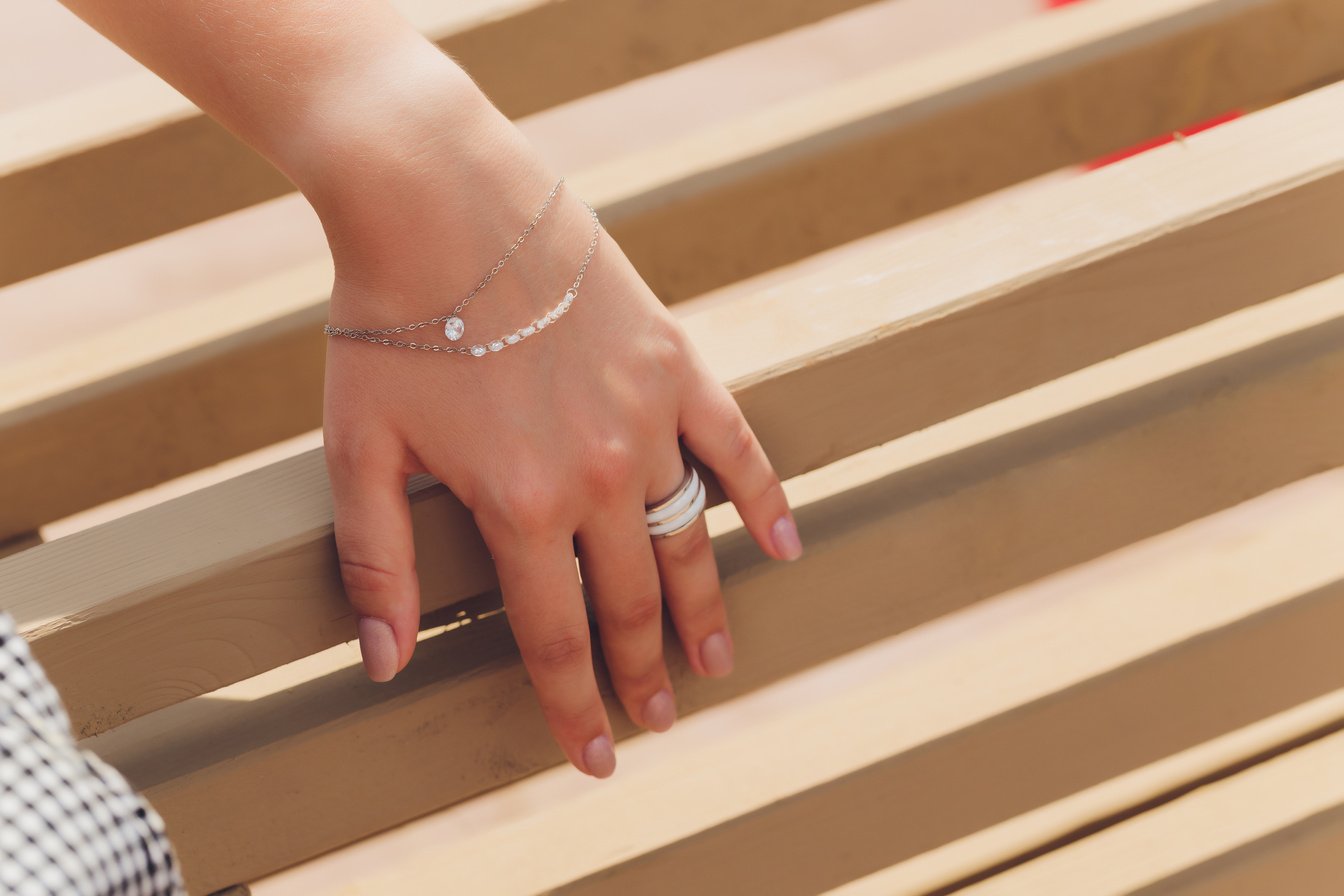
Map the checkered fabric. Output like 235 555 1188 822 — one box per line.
0 610 186 895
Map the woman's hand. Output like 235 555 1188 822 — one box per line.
310 58 803 779
52 0 801 781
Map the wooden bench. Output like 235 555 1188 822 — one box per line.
2 1 1342 892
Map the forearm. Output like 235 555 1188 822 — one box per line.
57 0 559 294
58 2 456 183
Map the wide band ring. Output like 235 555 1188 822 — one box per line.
645 462 707 539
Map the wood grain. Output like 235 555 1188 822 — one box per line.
5 2 1344 536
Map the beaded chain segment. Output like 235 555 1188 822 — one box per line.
322 176 601 357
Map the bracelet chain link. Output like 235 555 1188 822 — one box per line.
321 176 601 357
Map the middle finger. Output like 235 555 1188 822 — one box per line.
576 497 677 733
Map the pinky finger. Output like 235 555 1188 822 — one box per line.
677 365 802 563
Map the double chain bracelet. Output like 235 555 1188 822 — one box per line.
322 176 601 357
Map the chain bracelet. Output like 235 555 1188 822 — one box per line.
323 198 601 357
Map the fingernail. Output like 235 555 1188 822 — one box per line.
583 734 617 778
771 514 803 561
642 688 677 733
358 616 399 683
700 630 734 677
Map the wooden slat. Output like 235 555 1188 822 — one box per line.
5 1 1344 538
0 0 876 286
253 689 1344 896
8 81 1344 735
955 729 1344 896
99 454 1344 892
539 452 1344 883
825 700 1344 895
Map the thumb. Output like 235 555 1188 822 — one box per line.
325 434 422 683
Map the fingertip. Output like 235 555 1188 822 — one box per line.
358 616 400 683
770 512 803 562
642 688 677 733
582 733 617 778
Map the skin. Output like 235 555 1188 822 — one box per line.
56 1 803 778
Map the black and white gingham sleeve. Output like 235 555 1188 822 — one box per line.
0 610 186 896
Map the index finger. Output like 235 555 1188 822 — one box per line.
480 520 617 779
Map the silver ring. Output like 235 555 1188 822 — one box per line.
646 461 707 539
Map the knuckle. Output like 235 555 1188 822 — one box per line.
684 599 727 641
749 476 787 511
490 475 567 536
544 699 597 733
530 627 591 675
675 586 728 638
649 326 688 376
614 664 667 701
324 429 381 471
604 590 664 636
338 553 403 596
658 518 712 565
580 436 637 497
725 415 758 466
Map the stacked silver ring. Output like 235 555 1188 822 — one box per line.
645 462 707 539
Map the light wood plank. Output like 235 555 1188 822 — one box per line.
5 2 1344 537
8 83 1344 735
955 729 1344 896
543 472 1344 887
105 456 1344 892
0 0 877 286
257 690 1344 896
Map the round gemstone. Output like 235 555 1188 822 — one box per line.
536 317 548 329
443 317 465 341
489 340 504 352
470 344 486 357
522 325 536 337
505 334 521 345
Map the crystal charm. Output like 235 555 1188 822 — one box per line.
320 190 603 362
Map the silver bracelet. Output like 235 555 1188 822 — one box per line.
322 178 601 357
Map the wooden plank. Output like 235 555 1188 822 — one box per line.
825 705 1344 896
592 0 1344 301
5 5 1344 537
97 456 1344 892
954 729 1344 896
8 82 1344 734
0 0 876 286
253 691 1344 895
542 476 1344 886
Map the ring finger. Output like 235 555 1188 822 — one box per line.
647 450 733 681
576 497 677 733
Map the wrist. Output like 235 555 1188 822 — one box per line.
276 43 564 304
278 41 501 217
